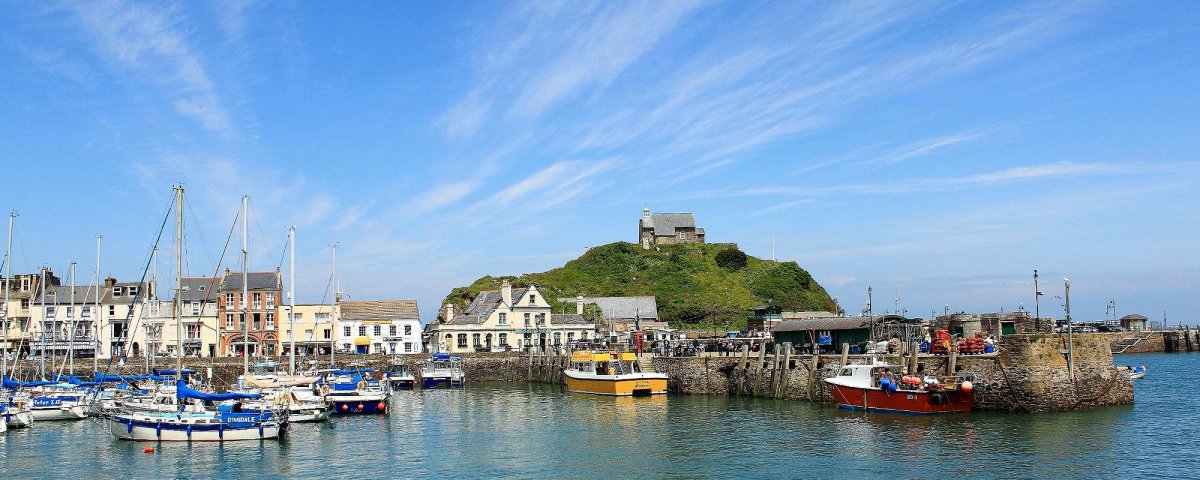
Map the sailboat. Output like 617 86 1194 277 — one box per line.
2 211 37 429
107 187 285 442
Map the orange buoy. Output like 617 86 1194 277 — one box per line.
356 403 364 411
961 380 974 394
377 402 386 412
341 404 349 412
143 447 154 454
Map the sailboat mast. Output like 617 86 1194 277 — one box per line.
242 195 249 377
68 261 76 376
150 247 157 370
3 210 14 380
330 242 337 368
94 235 101 372
288 226 295 376
175 186 184 381
39 269 45 379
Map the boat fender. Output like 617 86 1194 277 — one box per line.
127 419 134 434
377 402 386 412
356 403 364 411
156 421 162 438
186 425 192 438
259 424 264 437
880 378 892 390
218 424 224 439
960 381 973 394
341 404 349 412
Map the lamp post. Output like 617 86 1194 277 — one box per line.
1064 278 1073 378
1033 270 1042 332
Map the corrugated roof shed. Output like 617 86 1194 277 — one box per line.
772 317 872 332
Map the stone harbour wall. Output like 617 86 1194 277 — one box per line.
651 333 1133 413
9 334 1133 413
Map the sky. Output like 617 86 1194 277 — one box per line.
0 1 1197 325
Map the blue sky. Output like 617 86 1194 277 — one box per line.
1 1 1197 325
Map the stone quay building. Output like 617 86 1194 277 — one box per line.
638 208 705 249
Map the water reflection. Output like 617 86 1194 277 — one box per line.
1 355 1197 479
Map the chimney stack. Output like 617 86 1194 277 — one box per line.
501 279 512 306
443 303 454 323
576 295 584 315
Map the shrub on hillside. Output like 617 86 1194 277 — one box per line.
715 248 748 271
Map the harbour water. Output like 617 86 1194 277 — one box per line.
1 352 1195 479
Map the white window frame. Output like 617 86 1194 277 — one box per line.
499 313 507 325
20 277 30 291
266 313 274 330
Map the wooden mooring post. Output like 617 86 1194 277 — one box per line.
908 344 919 375
736 344 749 395
777 343 793 399
752 343 766 396
1186 325 1194 353
806 352 820 401
947 349 958 376
839 342 849 367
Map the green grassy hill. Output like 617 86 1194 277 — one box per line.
441 242 837 330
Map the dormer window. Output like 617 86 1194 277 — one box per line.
20 277 30 291
112 287 122 296
128 286 139 296
198 285 206 292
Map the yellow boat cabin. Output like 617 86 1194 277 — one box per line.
563 351 668 396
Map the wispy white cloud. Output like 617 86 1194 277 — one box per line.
63 0 235 135
507 1 706 119
409 181 480 214
867 132 983 166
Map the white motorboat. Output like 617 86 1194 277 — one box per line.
421 353 464 389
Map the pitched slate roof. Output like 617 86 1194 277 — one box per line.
586 296 658 320
772 316 872 332
220 271 280 291
551 314 591 326
647 213 696 236
37 285 102 305
102 281 153 304
176 277 220 302
340 300 419 321
443 286 535 325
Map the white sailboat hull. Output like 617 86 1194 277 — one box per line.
4 410 34 428
108 414 282 442
31 404 88 421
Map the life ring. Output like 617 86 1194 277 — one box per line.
320 385 331 396
356 381 367 390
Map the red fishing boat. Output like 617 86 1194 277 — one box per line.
824 362 973 414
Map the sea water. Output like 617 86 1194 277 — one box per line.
1 352 1195 479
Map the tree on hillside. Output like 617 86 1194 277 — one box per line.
715 248 748 271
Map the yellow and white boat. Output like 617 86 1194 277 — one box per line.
563 351 668 396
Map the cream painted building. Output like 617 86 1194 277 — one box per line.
278 303 337 357
146 277 221 358
2 269 52 356
428 281 595 354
